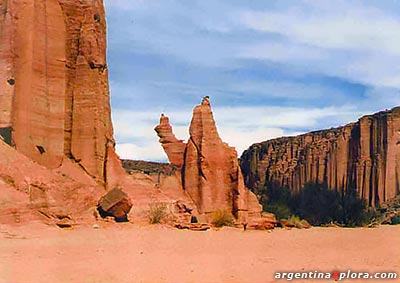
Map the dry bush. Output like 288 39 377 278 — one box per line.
211 210 235 227
148 203 168 224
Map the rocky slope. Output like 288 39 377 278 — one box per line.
156 97 265 224
0 0 115 183
0 138 103 226
241 107 400 207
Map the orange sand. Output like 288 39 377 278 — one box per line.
0 223 399 283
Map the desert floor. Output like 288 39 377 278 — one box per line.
0 223 399 283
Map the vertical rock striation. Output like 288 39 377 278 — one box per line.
240 107 400 207
0 0 116 182
156 98 262 222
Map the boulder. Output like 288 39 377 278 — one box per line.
97 188 132 222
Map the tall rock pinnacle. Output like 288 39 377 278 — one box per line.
156 98 262 222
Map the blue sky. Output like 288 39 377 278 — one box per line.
104 0 400 161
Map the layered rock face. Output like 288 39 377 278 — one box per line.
0 0 114 182
156 98 262 221
241 108 400 207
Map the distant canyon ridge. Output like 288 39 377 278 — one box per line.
240 108 400 207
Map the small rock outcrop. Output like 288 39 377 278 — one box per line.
156 98 263 223
241 107 400 207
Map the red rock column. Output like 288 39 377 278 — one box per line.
0 0 14 128
11 0 67 168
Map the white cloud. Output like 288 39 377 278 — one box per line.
241 3 400 56
239 1 400 88
113 104 362 161
218 127 287 155
106 0 400 88
116 143 167 161
240 42 327 63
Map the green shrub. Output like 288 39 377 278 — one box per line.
258 182 292 220
291 183 371 226
287 215 301 223
391 215 400 225
256 182 291 204
148 203 167 224
256 182 372 227
211 210 235 227
263 203 291 220
339 190 372 226
291 183 341 225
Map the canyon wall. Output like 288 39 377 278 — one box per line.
0 0 115 182
240 107 400 207
156 98 262 222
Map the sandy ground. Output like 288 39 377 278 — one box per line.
0 223 399 283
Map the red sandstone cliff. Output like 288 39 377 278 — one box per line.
240 107 400 207
156 98 263 222
0 0 115 183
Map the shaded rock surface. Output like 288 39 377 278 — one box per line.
156 98 263 223
241 107 400 207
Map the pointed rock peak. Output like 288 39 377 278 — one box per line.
189 97 222 145
202 96 210 105
155 113 172 134
159 113 169 123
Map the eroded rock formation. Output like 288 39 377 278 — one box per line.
156 98 262 222
0 0 115 182
154 114 186 167
240 107 400 207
